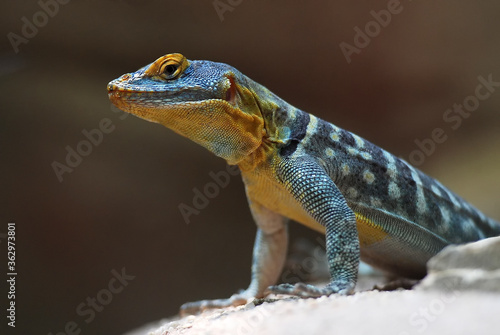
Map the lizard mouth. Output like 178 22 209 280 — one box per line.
107 80 239 113
107 84 236 117
107 86 133 110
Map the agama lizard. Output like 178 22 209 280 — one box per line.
107 53 500 314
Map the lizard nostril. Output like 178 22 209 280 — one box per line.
107 83 116 92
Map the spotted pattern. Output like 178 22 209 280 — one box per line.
302 114 318 145
431 185 442 197
383 151 398 179
277 111 500 244
348 147 357 156
409 168 427 215
352 134 365 148
446 190 462 209
388 181 400 199
363 170 375 184
439 207 451 223
346 187 358 198
330 132 340 142
370 197 382 208
341 164 350 176
361 152 372 161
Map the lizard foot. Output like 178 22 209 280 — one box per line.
180 291 253 316
266 281 354 298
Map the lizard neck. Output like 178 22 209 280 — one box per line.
236 79 302 172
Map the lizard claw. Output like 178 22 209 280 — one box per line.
266 281 354 298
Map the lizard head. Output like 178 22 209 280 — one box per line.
107 53 265 165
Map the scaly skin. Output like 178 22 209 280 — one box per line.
107 53 500 314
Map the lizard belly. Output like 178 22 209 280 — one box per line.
254 187 434 277
243 170 326 233
352 204 449 278
242 170 447 279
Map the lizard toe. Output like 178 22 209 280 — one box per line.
179 293 252 316
267 281 355 298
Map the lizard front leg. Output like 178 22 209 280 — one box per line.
180 202 288 315
268 157 360 297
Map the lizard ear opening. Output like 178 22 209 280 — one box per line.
225 76 238 107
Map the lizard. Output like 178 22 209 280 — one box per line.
107 53 500 314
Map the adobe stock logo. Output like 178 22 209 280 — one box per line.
212 0 243 22
47 268 135 335
407 74 499 166
51 105 128 183
339 0 406 64
178 164 240 224
7 0 71 54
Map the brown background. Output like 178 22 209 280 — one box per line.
1 1 499 334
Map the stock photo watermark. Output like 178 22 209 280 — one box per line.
281 237 327 284
7 0 71 53
407 73 499 166
399 279 461 334
235 299 290 335
47 267 135 335
51 105 128 183
178 164 240 224
213 0 243 21
6 223 16 328
340 0 410 64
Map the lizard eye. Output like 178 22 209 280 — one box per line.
145 53 189 80
160 61 181 80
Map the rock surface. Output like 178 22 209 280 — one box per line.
123 237 500 335
418 236 500 292
123 290 500 335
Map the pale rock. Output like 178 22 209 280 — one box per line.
417 236 500 292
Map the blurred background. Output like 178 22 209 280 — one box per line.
1 0 499 334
